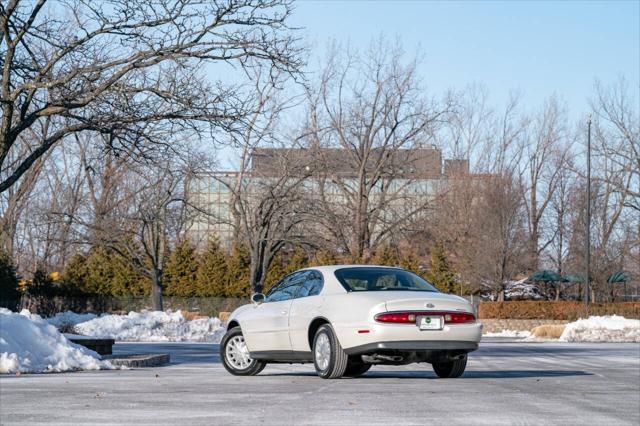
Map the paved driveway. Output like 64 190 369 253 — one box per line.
1 341 639 425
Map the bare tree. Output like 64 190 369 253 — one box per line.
449 97 529 299
87 158 197 310
0 0 301 193
0 133 47 258
519 97 572 270
306 39 452 261
546 160 579 299
199 65 311 294
591 78 639 212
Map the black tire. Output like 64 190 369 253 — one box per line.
220 326 266 376
343 358 372 377
432 355 467 378
313 324 349 379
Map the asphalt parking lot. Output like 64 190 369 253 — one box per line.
1 340 639 425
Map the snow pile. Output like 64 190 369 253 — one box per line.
75 310 225 342
481 278 544 301
559 315 640 343
483 329 532 338
46 311 97 330
0 309 112 374
504 278 544 301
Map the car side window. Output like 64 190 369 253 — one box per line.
265 272 304 303
297 270 324 298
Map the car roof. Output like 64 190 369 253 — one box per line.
302 264 403 273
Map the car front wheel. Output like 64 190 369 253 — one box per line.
220 326 266 376
432 355 467 378
313 324 349 379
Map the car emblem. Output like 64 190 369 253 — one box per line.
425 303 435 308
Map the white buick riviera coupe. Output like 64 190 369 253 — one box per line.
220 265 482 379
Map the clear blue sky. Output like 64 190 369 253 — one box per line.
290 0 640 118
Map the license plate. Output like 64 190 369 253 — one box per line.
417 316 443 330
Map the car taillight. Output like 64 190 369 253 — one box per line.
374 311 475 324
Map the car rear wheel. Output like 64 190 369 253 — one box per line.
344 358 372 377
220 326 266 376
432 355 467 378
313 324 348 379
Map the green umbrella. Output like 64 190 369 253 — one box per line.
563 274 585 283
607 271 630 284
529 270 566 282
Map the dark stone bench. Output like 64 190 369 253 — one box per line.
65 334 115 355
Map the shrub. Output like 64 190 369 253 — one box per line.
0 250 20 309
478 301 640 320
531 325 566 339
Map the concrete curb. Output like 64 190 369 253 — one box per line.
102 353 170 368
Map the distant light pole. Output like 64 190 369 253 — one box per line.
584 114 592 311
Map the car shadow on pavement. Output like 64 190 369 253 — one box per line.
357 369 593 379
260 370 592 379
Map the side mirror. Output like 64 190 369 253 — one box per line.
251 293 265 305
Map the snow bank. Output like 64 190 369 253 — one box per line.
483 330 532 338
481 277 545 301
0 309 112 374
75 310 225 343
46 311 97 329
559 315 640 343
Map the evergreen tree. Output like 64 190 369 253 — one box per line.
226 243 251 297
372 244 400 266
60 253 90 296
424 241 457 293
196 238 228 297
399 247 422 275
0 250 20 306
81 246 116 295
263 254 286 294
283 247 309 275
28 266 55 297
312 249 339 266
77 246 149 296
164 239 199 297
108 252 150 296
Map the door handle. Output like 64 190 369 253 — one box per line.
281 310 288 315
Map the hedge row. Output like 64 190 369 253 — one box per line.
478 301 640 320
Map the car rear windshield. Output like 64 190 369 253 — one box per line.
334 267 439 292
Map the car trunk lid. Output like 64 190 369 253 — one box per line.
379 292 473 313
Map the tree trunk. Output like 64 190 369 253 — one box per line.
249 258 264 295
151 270 163 311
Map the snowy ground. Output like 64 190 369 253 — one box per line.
1 341 638 425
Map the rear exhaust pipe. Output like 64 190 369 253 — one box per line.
449 353 467 361
362 354 404 363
